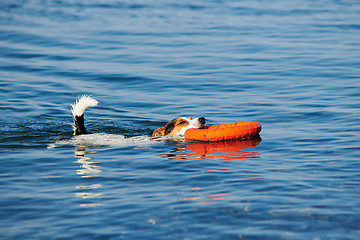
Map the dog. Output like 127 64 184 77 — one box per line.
71 95 206 137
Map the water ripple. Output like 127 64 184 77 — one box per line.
1 0 360 239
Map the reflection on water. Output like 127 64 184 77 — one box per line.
186 137 261 161
164 137 261 161
75 147 102 177
60 136 261 207
70 137 261 206
166 137 262 205
74 146 104 207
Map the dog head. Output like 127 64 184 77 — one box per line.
152 117 206 137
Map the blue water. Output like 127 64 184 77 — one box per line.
1 0 360 239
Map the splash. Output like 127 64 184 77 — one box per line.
48 133 155 148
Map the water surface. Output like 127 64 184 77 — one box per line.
1 0 360 239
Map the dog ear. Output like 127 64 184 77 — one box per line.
152 127 166 137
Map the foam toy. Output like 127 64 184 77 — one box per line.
185 121 261 142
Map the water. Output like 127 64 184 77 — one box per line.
1 0 360 239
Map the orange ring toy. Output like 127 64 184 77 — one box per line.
185 121 261 142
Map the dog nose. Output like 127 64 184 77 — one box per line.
199 117 206 124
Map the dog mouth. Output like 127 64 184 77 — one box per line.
199 123 206 129
198 117 206 128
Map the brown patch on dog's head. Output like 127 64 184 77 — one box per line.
152 117 191 137
152 127 166 137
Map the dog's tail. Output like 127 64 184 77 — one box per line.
71 95 99 135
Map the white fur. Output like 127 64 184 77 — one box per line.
178 117 205 135
71 95 99 117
